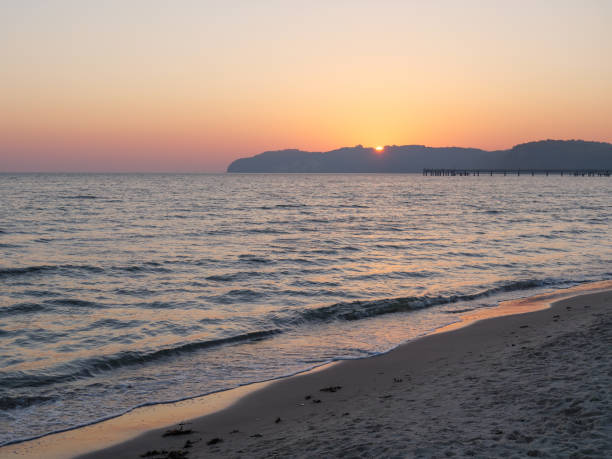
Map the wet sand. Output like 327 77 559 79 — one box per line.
2 281 611 458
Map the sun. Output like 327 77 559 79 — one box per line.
375 145 384 152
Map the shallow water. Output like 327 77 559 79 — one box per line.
1 173 610 444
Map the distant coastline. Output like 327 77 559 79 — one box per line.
227 139 612 173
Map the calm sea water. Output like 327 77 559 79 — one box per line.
1 173 611 445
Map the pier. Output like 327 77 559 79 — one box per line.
422 169 611 177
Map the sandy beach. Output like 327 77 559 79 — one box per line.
3 283 611 459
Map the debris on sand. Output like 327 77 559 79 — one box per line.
162 424 194 437
319 386 342 393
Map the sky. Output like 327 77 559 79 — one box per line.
1 0 611 172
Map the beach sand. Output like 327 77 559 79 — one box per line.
3 283 611 458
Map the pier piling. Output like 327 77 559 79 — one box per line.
422 169 610 177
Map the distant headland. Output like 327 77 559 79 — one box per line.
227 140 612 173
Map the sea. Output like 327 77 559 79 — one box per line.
1 173 611 445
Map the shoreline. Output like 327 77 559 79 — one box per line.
2 279 611 458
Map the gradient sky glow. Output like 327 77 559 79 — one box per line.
2 0 612 172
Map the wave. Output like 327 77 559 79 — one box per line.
238 254 274 264
0 243 21 248
44 298 98 308
274 203 306 208
258 203 306 210
246 228 288 234
0 263 175 279
82 318 145 330
0 302 48 317
111 264 172 274
205 271 266 282
210 289 265 304
290 277 570 324
0 265 104 279
135 301 183 309
443 307 480 314
0 395 55 410
61 195 98 199
0 329 282 390
290 279 340 288
113 287 154 296
349 270 437 281
0 265 56 277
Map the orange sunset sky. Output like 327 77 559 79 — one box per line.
1 1 611 172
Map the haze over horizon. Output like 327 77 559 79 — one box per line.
2 1 612 172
